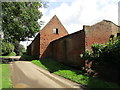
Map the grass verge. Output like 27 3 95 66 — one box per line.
0 56 9 58
32 59 120 88
2 64 12 88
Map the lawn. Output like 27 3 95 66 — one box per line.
0 56 9 58
2 64 12 88
32 59 120 88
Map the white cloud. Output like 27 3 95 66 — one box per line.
44 0 74 3
49 0 58 2
38 7 48 15
40 0 119 34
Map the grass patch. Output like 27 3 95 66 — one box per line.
32 59 120 88
2 64 12 88
0 56 9 58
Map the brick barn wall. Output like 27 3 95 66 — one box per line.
48 30 85 68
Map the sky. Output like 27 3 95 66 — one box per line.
39 0 119 33
21 0 120 49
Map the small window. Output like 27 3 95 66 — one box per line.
53 28 59 34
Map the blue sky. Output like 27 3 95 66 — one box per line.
21 0 120 48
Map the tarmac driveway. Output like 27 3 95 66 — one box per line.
10 61 84 89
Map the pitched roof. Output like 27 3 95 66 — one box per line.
40 15 68 34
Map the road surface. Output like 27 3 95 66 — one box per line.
10 61 85 89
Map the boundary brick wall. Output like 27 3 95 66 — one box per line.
44 30 85 68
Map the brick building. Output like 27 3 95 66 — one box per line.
27 15 68 59
27 16 120 68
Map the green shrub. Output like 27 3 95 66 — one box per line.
80 50 92 60
81 37 120 68
7 52 16 56
2 41 14 56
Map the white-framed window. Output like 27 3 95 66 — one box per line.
53 28 59 34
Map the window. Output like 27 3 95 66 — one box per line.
53 28 59 34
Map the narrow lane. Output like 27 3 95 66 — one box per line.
10 61 82 89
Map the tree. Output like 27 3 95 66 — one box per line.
2 2 44 42
13 41 25 56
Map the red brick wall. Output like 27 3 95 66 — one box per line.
49 30 85 68
40 15 68 58
84 20 119 50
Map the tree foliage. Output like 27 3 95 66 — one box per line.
13 41 26 56
2 2 43 42
2 40 15 55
